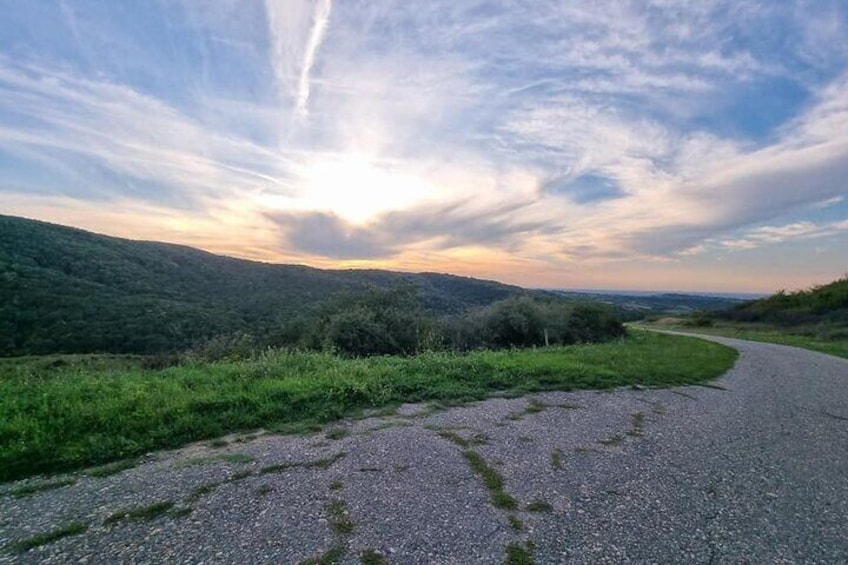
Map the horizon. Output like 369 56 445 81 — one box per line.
1 2 847 293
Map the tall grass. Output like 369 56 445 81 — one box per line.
0 332 736 482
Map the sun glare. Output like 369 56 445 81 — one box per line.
271 155 435 224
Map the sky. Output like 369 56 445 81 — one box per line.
1 1 847 293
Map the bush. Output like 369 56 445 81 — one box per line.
304 286 429 356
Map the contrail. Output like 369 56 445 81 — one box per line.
295 0 332 119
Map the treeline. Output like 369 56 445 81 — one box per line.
185 287 625 361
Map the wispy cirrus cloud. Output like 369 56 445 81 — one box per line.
0 0 846 292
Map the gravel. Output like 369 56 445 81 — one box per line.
1 335 846 564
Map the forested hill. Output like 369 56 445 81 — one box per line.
0 215 531 355
716 276 848 326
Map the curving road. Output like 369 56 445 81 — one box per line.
1 335 847 564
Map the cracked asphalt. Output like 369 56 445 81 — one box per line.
1 334 846 564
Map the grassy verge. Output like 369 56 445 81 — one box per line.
0 331 736 482
636 321 848 359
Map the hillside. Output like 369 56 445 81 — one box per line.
718 277 848 326
0 215 533 356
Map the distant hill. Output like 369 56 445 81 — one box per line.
0 215 536 356
550 290 745 321
717 277 848 326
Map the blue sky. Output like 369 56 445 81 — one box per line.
1 1 847 292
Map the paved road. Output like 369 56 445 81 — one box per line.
2 335 847 564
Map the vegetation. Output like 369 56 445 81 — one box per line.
0 214 534 356
640 277 848 358
0 332 735 482
6 522 88 553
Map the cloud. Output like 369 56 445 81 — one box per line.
1 0 847 291
295 0 332 118
719 220 848 251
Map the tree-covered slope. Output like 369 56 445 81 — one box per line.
718 277 848 326
0 215 528 355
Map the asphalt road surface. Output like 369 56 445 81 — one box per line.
2 334 846 564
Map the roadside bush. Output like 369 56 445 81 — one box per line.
304 286 429 356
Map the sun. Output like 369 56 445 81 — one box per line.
265 154 436 224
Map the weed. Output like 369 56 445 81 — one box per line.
508 515 524 531
505 541 535 565
86 459 138 478
230 469 253 481
300 544 346 565
626 412 645 437
325 427 348 440
598 434 624 447
437 430 470 448
176 453 254 468
327 500 355 535
525 499 553 512
209 439 229 448
260 452 346 474
188 483 219 503
256 484 274 496
168 506 193 518
12 478 76 498
330 480 343 490
360 549 389 564
554 403 581 410
525 399 546 414
104 501 176 525
7 522 88 552
551 448 563 470
462 450 517 510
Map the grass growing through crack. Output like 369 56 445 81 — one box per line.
300 544 347 565
598 434 624 447
462 450 517 510
360 549 389 564
0 332 735 481
85 458 139 478
259 452 346 474
551 448 563 470
175 453 255 468
505 541 536 565
627 412 645 437
525 499 553 512
7 521 88 552
325 427 348 440
104 501 175 525
508 515 525 531
188 483 220 503
326 500 355 535
11 477 76 498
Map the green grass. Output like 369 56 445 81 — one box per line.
0 332 736 482
462 450 518 510
525 499 553 512
326 500 355 535
11 477 76 498
551 448 563 470
175 453 255 468
104 501 175 525
360 549 389 564
505 541 535 565
7 521 89 553
85 458 139 478
637 321 848 359
301 544 347 565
